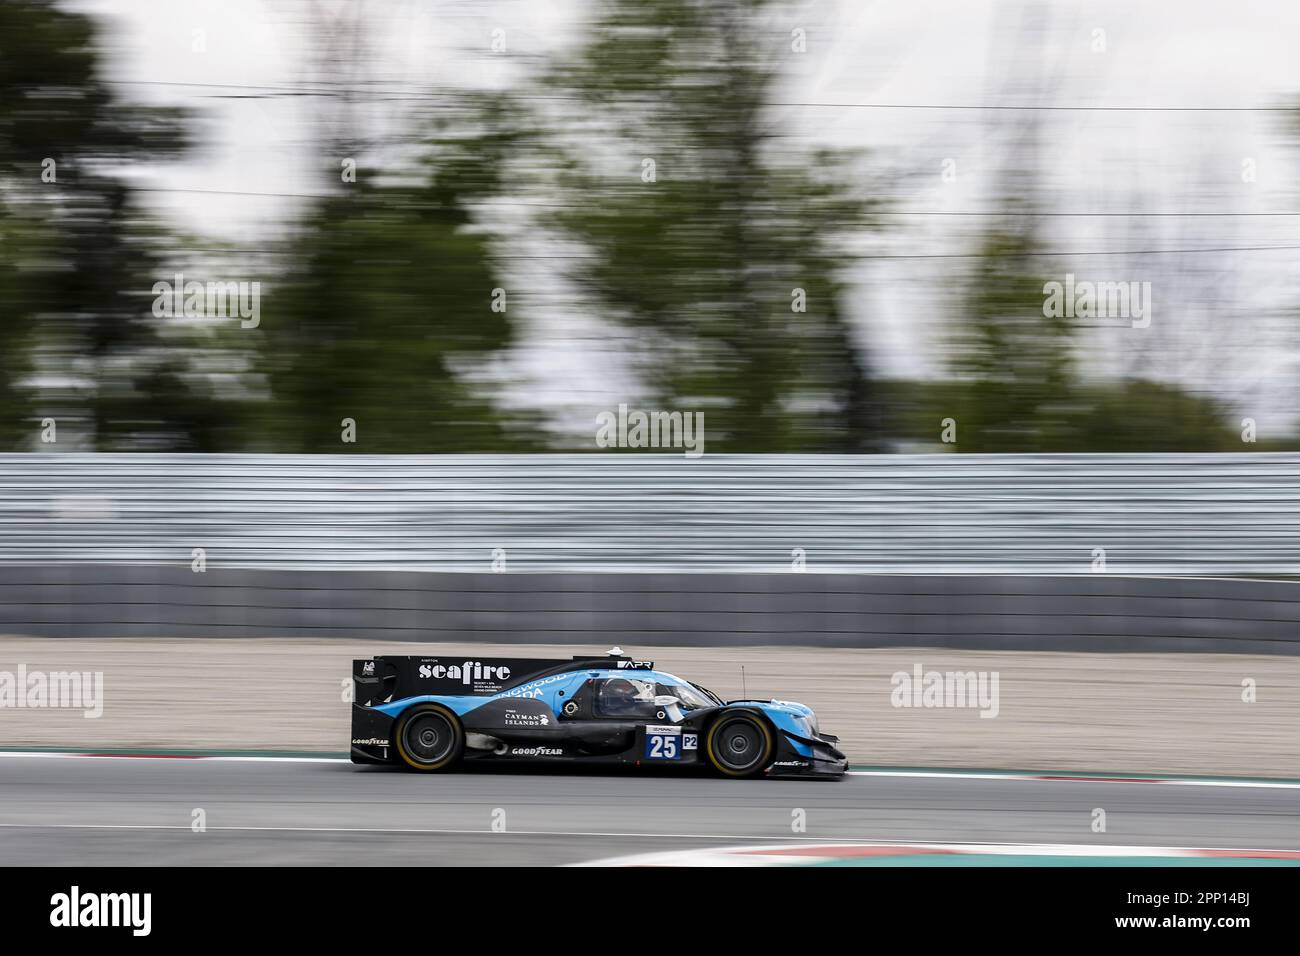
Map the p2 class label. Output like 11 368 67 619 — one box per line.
644 726 682 760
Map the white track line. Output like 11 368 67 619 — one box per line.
0 751 344 764
847 770 1300 790
0 824 1039 842
1 752 1297 789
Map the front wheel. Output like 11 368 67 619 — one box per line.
705 713 774 778
394 703 464 772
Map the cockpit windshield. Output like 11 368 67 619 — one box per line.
656 677 716 711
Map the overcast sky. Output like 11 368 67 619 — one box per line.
78 0 1300 431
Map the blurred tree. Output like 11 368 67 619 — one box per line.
263 98 539 452
1070 380 1238 451
0 0 240 449
548 0 882 451
945 222 1079 452
0 204 35 449
885 377 1239 452
937 219 1241 452
934 1 1247 454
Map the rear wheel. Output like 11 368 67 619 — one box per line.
394 703 464 772
705 713 774 778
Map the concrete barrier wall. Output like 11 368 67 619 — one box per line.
2 565 1296 654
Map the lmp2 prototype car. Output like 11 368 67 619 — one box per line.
350 649 846 778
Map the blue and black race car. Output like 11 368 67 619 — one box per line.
350 649 846 778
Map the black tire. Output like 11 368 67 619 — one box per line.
705 712 774 778
394 703 464 772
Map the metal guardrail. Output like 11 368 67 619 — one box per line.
0 453 1297 575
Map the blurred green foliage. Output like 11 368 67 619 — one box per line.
885 379 1240 452
945 225 1078 452
917 215 1241 452
547 0 882 451
0 0 1284 454
262 98 539 452
0 205 35 450
0 0 236 450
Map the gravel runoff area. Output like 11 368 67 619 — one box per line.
1 638 1297 778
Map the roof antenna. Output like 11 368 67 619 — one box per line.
740 664 747 700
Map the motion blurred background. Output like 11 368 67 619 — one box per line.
1 0 1298 454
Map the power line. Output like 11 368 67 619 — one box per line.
134 186 1300 219
139 235 1300 261
136 186 333 200
779 103 1295 112
857 244 1300 259
878 211 1300 218
113 80 1297 112
123 189 1300 258
492 244 1300 260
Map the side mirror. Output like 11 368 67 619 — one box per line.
653 695 681 708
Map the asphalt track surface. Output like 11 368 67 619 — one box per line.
0 754 1297 866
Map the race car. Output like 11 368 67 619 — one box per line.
350 649 846 778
